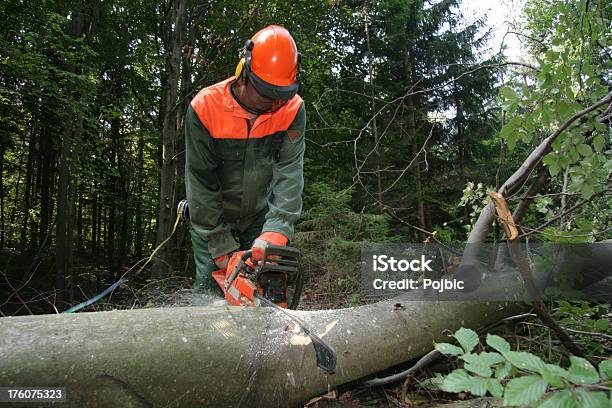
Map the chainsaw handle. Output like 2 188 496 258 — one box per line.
223 250 253 291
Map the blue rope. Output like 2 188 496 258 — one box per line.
62 278 127 314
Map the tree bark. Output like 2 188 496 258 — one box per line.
77 188 83 257
19 132 35 251
91 190 98 260
0 297 524 407
152 0 187 282
7 136 25 248
134 135 144 259
363 2 383 211
39 125 53 249
56 0 85 302
0 148 5 249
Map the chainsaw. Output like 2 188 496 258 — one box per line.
178 199 336 373
211 244 336 374
212 244 304 309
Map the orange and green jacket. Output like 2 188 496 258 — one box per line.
185 77 306 258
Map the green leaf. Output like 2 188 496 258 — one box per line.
486 334 511 353
500 117 521 149
569 145 580 163
597 360 612 380
468 377 489 397
575 389 609 408
440 369 475 393
420 373 445 390
478 352 505 366
577 144 592 157
503 375 548 406
568 356 600 385
503 351 547 373
543 153 561 176
461 355 492 378
453 328 479 353
540 363 568 387
538 390 576 408
500 87 519 101
486 378 503 398
496 361 514 379
580 183 594 199
593 135 605 153
435 343 464 356
593 319 609 331
519 128 533 143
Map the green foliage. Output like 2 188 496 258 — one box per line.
496 0 611 240
434 328 612 406
295 182 392 302
458 181 492 233
552 301 612 356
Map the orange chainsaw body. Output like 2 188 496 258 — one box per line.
212 246 300 308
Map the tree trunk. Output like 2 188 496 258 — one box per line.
3 242 611 407
91 190 98 260
20 132 34 251
152 0 187 282
413 144 426 231
39 126 53 249
77 188 83 257
134 134 144 259
0 297 524 407
0 149 5 249
363 2 383 211
107 204 114 269
8 137 25 248
56 118 73 301
56 0 84 303
108 108 119 273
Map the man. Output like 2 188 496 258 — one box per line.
185 25 306 301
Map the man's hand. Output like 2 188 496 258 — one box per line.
252 232 288 261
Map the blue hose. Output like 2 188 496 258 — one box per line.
62 278 127 314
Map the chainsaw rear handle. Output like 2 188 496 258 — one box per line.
223 250 253 291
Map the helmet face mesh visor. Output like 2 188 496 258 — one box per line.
246 66 299 101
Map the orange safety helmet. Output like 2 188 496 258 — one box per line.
236 25 300 100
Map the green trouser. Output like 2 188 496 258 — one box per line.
190 212 266 298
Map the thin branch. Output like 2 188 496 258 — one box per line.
519 188 610 238
508 241 588 359
512 167 548 225
361 349 441 387
520 321 612 341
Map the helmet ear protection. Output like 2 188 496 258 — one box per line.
234 58 245 78
234 39 254 79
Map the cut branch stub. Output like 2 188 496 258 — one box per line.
489 192 519 241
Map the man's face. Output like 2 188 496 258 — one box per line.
239 80 287 114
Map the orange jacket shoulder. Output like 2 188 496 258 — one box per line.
190 78 231 133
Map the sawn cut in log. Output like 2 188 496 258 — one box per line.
1 243 611 407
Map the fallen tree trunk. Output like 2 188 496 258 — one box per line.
0 298 523 407
2 243 609 407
